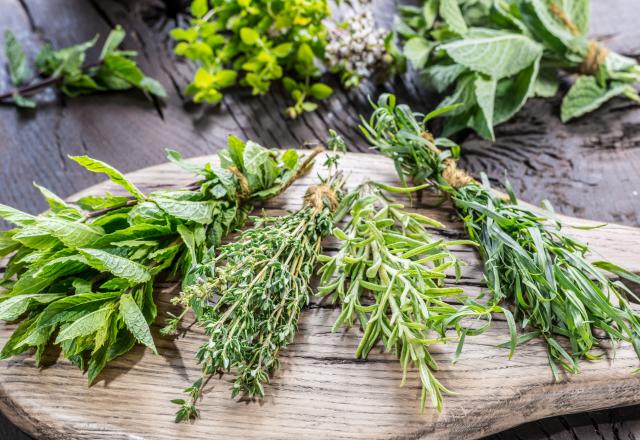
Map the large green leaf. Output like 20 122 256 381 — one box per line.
473 74 497 140
0 204 36 226
12 228 60 250
154 197 218 224
441 33 542 80
69 156 146 200
79 248 151 283
493 54 541 125
0 293 65 321
119 294 157 354
54 305 113 343
404 37 432 70
12 255 87 296
561 76 627 122
36 217 104 247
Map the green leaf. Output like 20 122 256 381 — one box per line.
33 183 73 213
119 294 157 354
240 27 260 45
79 248 151 283
54 305 113 344
12 255 87 296
493 54 541 125
140 77 167 98
309 83 333 100
36 217 104 247
99 25 126 59
423 63 468 94
4 30 32 85
0 293 65 321
0 203 35 226
272 43 293 58
281 149 299 170
534 67 559 98
592 261 640 285
13 93 36 108
190 0 209 18
439 0 468 35
69 155 146 200
441 34 542 80
403 37 431 70
154 197 218 224
561 76 627 122
473 75 496 140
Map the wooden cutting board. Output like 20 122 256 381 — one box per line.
1 152 639 440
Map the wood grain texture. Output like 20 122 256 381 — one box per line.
1 152 639 440
0 0 639 438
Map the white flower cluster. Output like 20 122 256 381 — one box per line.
325 9 391 87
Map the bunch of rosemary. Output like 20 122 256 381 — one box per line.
318 181 509 411
396 0 640 139
170 169 345 422
0 137 318 383
361 93 640 379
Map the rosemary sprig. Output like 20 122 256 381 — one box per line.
318 182 507 411
361 93 640 379
0 137 319 383
170 172 345 422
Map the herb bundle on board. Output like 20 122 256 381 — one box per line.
397 0 640 139
0 137 319 383
1 26 166 108
361 93 640 378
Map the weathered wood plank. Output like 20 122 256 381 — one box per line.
1 152 639 440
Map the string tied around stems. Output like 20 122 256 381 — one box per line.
421 132 475 189
304 183 339 212
548 2 609 76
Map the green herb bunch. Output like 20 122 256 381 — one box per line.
171 0 396 117
397 0 640 139
1 26 166 108
170 169 345 422
0 137 317 384
317 182 509 411
361 93 640 379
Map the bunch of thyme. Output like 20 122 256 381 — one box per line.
318 182 509 411
361 93 640 379
170 170 346 422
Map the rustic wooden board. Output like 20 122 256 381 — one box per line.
1 152 639 440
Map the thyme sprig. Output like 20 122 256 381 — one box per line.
318 182 509 411
171 171 345 422
361 94 640 379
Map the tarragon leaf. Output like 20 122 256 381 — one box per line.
561 76 627 122
119 294 157 354
69 156 146 200
441 34 542 80
79 248 151 283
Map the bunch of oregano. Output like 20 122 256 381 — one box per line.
361 93 640 379
169 166 345 422
396 0 640 139
1 26 166 108
0 136 318 383
171 0 399 117
317 181 512 411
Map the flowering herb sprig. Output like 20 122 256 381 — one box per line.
172 0 399 117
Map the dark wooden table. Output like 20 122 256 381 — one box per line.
0 0 639 439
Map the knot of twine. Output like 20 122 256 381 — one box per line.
304 184 339 213
421 132 474 189
228 166 250 199
549 3 608 75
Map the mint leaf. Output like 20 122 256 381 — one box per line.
79 248 152 283
403 37 431 70
54 305 113 344
439 0 468 35
69 155 146 200
0 293 65 321
473 75 497 140
561 76 628 122
441 34 543 80
99 25 126 59
119 294 157 354
154 198 219 224
0 203 36 226
4 30 32 85
36 217 104 247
